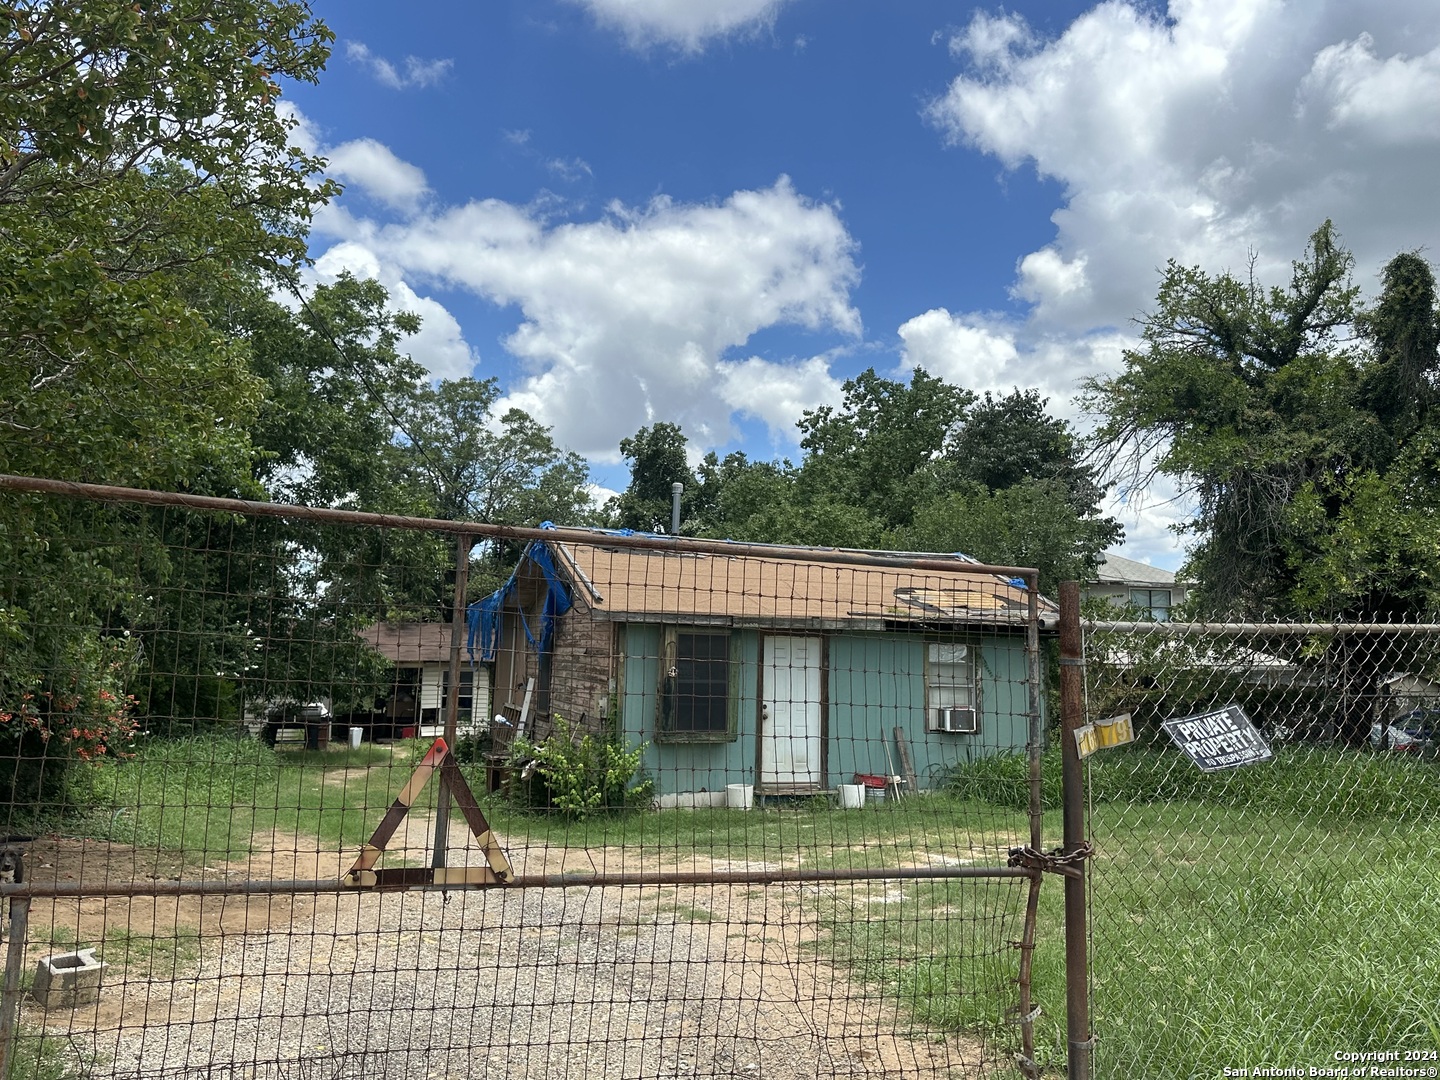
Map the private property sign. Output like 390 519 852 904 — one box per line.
1162 704 1273 771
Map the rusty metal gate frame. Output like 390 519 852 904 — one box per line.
0 473 1092 1079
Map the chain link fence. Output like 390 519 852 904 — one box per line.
0 476 1064 1080
1081 617 1440 1078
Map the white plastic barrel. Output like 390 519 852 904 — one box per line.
726 783 754 810
839 784 866 809
349 726 363 750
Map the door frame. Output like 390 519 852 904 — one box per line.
755 633 828 793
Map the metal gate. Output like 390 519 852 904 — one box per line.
0 475 1090 1080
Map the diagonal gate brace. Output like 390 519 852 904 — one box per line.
343 738 513 889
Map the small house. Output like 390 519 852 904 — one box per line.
356 622 491 740
472 534 1052 800
1085 551 1187 621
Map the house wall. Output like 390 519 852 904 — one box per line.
1087 583 1189 614
618 624 1034 797
620 625 762 798
547 592 614 735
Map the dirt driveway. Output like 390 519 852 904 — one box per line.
12 813 1009 1079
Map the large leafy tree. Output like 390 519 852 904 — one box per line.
0 1 334 797
608 422 697 532
796 368 972 534
606 369 1118 586
1083 222 1439 618
0 0 334 488
1085 225 1440 744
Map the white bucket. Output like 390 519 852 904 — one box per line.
726 783 754 810
348 726 363 750
839 783 866 809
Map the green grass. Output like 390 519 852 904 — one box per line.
1079 800 1440 1075
76 734 418 863
940 746 1440 1076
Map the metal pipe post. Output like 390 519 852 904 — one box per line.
1059 582 1092 1080
0 897 30 1080
432 534 474 869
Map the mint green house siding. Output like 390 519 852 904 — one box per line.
827 633 1033 789
619 624 1033 797
620 625 763 798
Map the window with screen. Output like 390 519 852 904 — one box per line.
659 630 732 740
927 642 978 733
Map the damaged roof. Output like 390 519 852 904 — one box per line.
547 540 1053 630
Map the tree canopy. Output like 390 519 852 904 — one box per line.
607 370 1119 593
1085 223 1440 620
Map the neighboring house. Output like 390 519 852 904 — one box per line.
356 622 491 740
1378 672 1440 718
471 534 1053 799
1086 551 1188 621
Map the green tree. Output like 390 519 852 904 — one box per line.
896 480 1118 594
1086 225 1440 744
0 0 335 800
796 368 972 532
0 0 334 489
946 389 1109 518
1084 222 1371 615
608 422 697 532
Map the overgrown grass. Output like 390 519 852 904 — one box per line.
55 735 1439 1078
73 734 409 862
943 746 1440 1075
945 742 1438 821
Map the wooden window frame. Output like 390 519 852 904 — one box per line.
656 627 738 744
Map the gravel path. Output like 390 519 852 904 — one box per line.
25 822 999 1079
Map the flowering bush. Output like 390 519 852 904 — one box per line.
0 617 142 804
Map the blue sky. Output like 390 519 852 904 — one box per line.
287 0 1440 569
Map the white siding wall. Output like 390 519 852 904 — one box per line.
418 663 491 736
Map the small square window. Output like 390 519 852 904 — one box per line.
927 642 979 733
659 631 733 741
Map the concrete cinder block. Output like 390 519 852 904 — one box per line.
32 949 106 1008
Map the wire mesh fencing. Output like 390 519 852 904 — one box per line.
1081 617 1440 1078
0 476 1063 1080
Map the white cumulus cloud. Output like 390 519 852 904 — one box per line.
927 0 1440 331
918 0 1440 565
324 138 431 212
570 0 793 53
313 176 861 459
716 355 845 434
346 42 453 89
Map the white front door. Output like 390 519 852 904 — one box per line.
760 635 823 789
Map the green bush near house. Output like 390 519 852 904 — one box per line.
502 715 653 820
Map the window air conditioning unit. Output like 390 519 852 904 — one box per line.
935 707 977 734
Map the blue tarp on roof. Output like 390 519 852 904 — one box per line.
466 541 573 662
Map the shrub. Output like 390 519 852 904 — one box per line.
505 715 652 819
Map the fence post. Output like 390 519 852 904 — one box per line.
432 534 474 870
1059 581 1092 1079
0 895 30 1080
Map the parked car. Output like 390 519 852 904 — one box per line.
1370 709 1440 753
